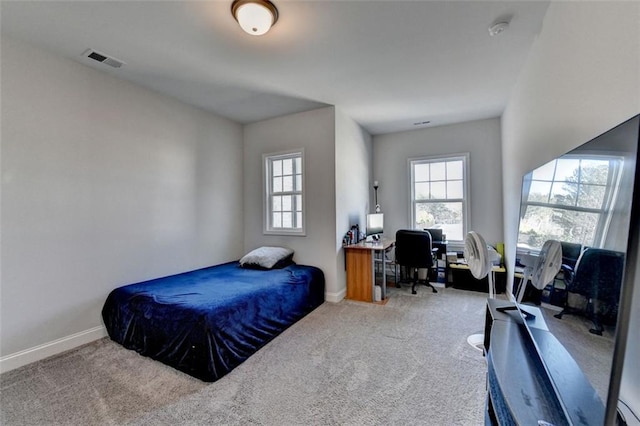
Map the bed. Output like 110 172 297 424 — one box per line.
102 258 324 382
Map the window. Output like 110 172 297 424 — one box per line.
264 150 305 235
409 154 469 242
518 155 623 250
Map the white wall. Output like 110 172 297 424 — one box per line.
501 0 639 418
373 118 504 248
243 107 339 298
335 108 373 301
1 37 244 362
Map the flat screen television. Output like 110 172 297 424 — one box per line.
366 213 383 240
514 114 640 425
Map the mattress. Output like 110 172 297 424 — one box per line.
102 261 324 381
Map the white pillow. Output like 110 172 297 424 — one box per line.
239 246 295 269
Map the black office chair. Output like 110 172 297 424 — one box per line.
559 241 582 274
395 229 438 294
554 247 625 335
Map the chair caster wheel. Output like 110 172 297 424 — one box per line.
554 313 563 319
412 290 417 295
432 288 438 293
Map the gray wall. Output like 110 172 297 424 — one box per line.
501 0 639 418
1 37 244 358
335 108 373 301
372 118 504 249
243 107 339 298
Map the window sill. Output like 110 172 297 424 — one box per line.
263 229 306 237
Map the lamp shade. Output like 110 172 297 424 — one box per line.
231 0 279 36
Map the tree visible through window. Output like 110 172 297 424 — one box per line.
518 156 623 250
264 151 304 235
410 155 469 241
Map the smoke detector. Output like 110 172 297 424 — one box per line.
82 49 125 68
488 21 510 37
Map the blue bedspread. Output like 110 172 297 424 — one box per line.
102 261 324 382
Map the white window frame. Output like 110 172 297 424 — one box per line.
263 149 306 236
408 153 470 245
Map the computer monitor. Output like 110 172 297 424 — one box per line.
366 213 383 240
424 228 443 242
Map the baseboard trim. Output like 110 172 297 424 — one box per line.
325 288 346 303
0 326 107 373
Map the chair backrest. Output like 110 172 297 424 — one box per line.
395 229 433 269
560 241 582 269
570 248 625 304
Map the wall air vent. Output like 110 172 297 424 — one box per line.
82 49 125 68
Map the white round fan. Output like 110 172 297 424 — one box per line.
516 240 562 303
464 231 495 298
464 231 495 352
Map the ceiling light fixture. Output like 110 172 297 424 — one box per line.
231 0 279 36
488 21 510 37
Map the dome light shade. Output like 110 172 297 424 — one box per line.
231 0 279 36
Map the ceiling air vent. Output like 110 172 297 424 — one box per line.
82 49 125 68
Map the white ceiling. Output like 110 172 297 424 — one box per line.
1 1 550 135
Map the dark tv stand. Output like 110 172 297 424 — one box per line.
484 299 605 425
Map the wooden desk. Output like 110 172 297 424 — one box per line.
344 238 394 303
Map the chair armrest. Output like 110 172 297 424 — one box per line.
561 264 575 286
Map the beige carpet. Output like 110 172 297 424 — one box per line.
1 286 491 425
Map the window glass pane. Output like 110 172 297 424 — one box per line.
295 195 302 211
430 162 446 181
528 181 552 203
273 176 282 193
283 176 293 192
430 181 446 199
294 157 302 173
447 161 463 180
272 212 282 228
415 202 463 240
555 159 580 182
283 158 293 175
296 212 302 228
282 212 292 228
531 160 556 181
518 205 599 248
446 180 463 199
272 160 282 177
577 184 606 209
282 195 292 211
550 182 576 206
295 174 302 191
580 160 609 185
415 182 429 200
272 196 282 212
414 163 429 182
